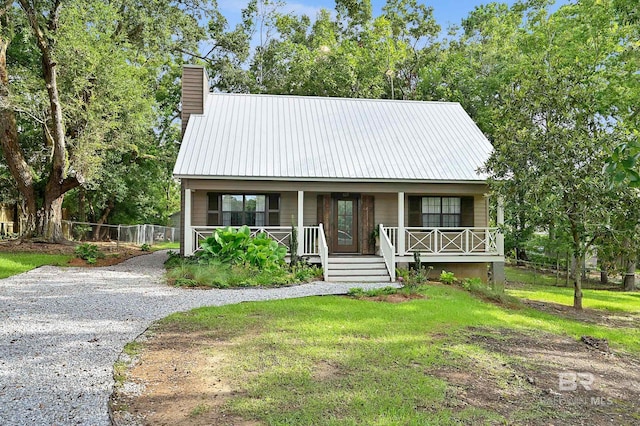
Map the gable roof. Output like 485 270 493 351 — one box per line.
173 93 493 183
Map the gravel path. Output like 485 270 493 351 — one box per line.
0 251 396 425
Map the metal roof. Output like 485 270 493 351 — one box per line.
173 93 492 182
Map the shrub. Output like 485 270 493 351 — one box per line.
245 232 287 270
198 226 252 264
74 243 104 264
348 286 398 298
439 270 456 284
196 226 286 270
140 243 151 252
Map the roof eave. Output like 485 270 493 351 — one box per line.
173 175 488 185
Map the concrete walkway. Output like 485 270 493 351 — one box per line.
0 251 394 425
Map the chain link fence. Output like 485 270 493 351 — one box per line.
62 221 180 246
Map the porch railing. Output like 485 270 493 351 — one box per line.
382 227 500 256
404 227 499 255
378 225 396 281
191 226 321 256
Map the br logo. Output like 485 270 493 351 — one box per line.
558 372 594 391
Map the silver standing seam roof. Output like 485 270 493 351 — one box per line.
173 93 492 182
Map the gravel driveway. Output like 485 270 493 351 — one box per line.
0 250 395 425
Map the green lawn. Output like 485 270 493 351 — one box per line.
506 266 640 313
153 284 640 424
150 241 180 250
0 253 72 279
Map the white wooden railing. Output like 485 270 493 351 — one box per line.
382 227 501 256
318 223 329 281
378 225 396 281
191 226 321 256
302 226 320 255
404 227 500 255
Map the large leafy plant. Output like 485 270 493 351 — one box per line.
198 226 251 264
197 226 286 270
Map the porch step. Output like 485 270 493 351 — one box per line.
327 256 392 282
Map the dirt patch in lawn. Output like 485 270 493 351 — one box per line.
110 325 258 426
0 240 150 266
432 327 640 425
362 293 426 303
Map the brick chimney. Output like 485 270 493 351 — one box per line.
181 65 209 137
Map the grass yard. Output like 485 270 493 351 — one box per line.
150 241 180 250
506 266 640 313
111 283 640 425
0 252 72 279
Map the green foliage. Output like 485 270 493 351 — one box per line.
246 232 288 270
74 243 104 264
165 256 322 289
347 286 399 298
439 270 456 284
198 226 252 264
197 226 286 271
140 243 151 252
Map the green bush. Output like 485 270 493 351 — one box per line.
348 286 399 298
196 226 286 270
198 225 252 264
74 243 104 264
164 258 322 289
439 270 456 284
140 243 151 252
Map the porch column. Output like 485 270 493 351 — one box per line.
491 196 506 288
497 196 505 256
397 192 405 256
183 188 193 256
297 190 304 256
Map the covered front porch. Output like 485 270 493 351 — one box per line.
182 187 504 282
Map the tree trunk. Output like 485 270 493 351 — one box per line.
623 259 636 291
94 198 114 241
0 36 38 236
573 252 584 309
19 0 80 242
40 190 65 242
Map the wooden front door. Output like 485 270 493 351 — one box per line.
333 196 358 253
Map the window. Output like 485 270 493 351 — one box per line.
422 197 461 227
207 193 280 226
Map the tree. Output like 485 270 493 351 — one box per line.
1 0 209 241
484 0 636 308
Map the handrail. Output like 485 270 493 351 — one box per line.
318 223 329 281
404 227 499 255
378 224 396 281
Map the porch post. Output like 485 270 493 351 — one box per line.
184 188 193 256
397 192 405 256
297 190 304 257
497 196 505 256
491 196 506 288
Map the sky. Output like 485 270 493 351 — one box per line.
217 0 571 34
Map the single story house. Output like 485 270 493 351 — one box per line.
174 65 505 282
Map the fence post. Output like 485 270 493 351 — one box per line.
117 225 121 249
